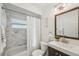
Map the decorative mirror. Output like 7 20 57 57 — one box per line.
55 7 79 39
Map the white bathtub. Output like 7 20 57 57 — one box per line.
5 45 27 56
14 50 27 56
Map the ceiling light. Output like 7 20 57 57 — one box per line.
55 4 66 11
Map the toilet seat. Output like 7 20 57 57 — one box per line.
32 49 45 56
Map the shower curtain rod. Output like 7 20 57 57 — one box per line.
1 7 41 18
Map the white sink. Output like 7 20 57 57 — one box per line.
50 41 72 45
48 41 76 50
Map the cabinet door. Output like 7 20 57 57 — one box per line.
60 52 69 56
48 47 69 56
48 47 59 56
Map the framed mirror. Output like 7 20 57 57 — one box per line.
55 7 79 39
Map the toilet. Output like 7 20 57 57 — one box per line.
32 42 47 56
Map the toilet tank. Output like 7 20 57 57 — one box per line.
41 42 47 51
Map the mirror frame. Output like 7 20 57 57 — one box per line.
55 7 79 39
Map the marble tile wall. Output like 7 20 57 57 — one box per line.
6 28 27 49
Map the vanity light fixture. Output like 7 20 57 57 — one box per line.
55 3 66 11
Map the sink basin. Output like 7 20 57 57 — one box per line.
48 41 75 48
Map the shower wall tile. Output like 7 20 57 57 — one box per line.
6 28 27 49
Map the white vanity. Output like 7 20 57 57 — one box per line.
48 41 79 56
41 39 79 56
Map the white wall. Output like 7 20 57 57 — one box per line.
41 3 79 46
41 6 55 42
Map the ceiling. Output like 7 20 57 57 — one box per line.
11 3 60 15
31 3 59 11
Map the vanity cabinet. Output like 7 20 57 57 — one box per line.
48 47 69 56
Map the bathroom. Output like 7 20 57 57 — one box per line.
0 3 79 56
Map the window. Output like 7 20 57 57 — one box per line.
11 18 27 28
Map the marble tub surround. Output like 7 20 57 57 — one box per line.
4 27 27 55
6 28 27 48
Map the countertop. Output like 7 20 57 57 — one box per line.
41 41 79 56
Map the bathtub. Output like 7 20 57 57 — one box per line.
5 45 27 56
14 50 27 56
